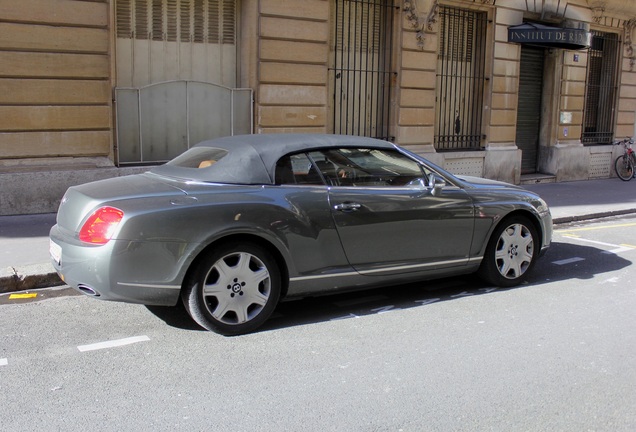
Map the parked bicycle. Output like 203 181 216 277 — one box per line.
614 137 635 181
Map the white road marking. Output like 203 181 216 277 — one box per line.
560 236 635 254
601 277 620 284
77 335 150 352
370 305 399 314
0 358 7 366
330 313 360 321
552 257 585 266
333 294 388 307
603 246 634 255
415 298 441 306
478 288 498 294
450 291 475 298
556 222 636 233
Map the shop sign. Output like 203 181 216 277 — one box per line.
508 23 591 50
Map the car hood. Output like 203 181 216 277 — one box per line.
56 173 186 233
457 175 550 216
456 175 524 191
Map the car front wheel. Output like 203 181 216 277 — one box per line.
182 242 281 335
478 215 539 288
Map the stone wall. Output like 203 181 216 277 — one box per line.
0 0 113 165
256 0 329 134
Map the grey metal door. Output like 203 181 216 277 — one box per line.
516 46 545 174
115 81 252 164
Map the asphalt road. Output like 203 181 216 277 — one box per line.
1 215 635 431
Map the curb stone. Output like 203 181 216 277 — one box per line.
0 263 63 294
552 208 636 225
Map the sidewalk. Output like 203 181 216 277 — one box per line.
1 178 636 294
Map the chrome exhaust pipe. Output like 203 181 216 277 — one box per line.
77 284 100 297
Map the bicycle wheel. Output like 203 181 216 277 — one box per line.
615 155 634 181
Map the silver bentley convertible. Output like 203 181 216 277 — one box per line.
50 134 552 335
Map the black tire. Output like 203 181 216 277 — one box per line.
478 215 539 288
182 242 281 336
615 155 634 181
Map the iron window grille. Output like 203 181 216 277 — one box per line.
331 0 395 140
581 31 620 145
435 6 487 151
116 0 235 44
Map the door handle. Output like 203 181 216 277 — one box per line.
333 202 361 212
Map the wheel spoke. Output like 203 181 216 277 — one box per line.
202 282 225 296
243 287 269 306
247 267 269 287
494 246 508 260
495 232 511 253
202 257 234 296
211 296 233 321
213 259 233 284
235 252 252 276
507 259 522 278
234 303 249 324
518 230 533 248
496 257 511 277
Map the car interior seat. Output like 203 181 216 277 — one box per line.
314 159 340 186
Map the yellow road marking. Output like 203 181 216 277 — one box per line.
9 293 37 299
556 222 636 233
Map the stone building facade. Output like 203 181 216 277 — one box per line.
1 0 635 215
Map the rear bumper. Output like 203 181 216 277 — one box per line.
49 225 182 306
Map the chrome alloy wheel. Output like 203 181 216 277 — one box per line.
182 242 281 335
203 251 272 325
494 223 534 279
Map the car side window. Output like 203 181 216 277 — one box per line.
307 148 427 187
275 153 325 185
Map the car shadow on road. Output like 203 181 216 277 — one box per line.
145 301 206 331
527 240 633 283
144 241 632 334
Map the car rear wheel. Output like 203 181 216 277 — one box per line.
478 215 539 288
182 242 281 335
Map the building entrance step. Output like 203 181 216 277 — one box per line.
520 173 556 185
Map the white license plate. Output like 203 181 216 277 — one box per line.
49 239 62 265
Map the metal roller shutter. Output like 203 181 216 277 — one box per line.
115 0 237 88
515 46 544 174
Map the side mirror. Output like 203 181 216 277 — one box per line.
428 174 446 196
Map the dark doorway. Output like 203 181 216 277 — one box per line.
516 46 545 174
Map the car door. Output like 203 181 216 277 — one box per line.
273 152 354 280
308 148 476 276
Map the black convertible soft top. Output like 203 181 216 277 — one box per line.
151 134 396 185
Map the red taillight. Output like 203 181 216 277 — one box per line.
79 207 124 244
